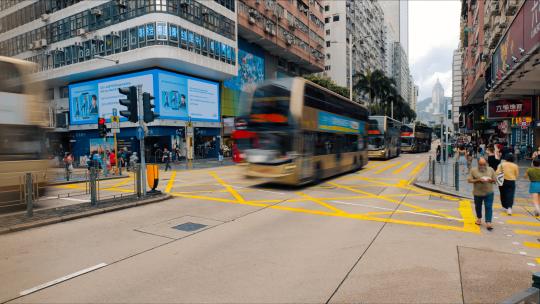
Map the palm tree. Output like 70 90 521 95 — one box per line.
353 69 386 106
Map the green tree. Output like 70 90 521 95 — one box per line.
303 74 351 99
353 69 386 106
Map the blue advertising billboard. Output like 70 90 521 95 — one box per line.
69 69 220 125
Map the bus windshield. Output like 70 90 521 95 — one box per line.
249 84 291 128
368 136 385 150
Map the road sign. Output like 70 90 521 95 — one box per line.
111 115 120 130
112 108 118 117
187 126 194 136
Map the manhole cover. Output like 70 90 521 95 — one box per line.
172 222 207 232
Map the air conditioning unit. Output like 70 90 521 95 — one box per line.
264 25 271 33
77 28 86 36
248 16 255 24
111 31 120 37
180 0 189 7
28 43 35 50
202 8 208 15
255 0 260 5
39 39 48 48
271 29 276 36
40 14 49 22
91 8 103 16
288 22 296 30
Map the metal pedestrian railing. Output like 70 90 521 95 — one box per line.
500 272 540 304
425 156 461 191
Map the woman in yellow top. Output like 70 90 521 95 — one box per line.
497 153 519 215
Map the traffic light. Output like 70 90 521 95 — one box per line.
98 117 108 137
142 92 159 123
118 86 138 123
448 109 452 120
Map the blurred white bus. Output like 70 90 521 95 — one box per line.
0 56 49 211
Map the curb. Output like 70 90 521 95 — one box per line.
0 194 171 235
413 181 473 200
49 174 129 186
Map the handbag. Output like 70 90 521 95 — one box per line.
496 163 505 187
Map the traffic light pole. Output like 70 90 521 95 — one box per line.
137 85 147 196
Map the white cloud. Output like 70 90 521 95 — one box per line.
409 0 461 100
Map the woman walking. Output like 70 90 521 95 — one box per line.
487 146 500 172
457 145 467 173
497 153 519 215
526 157 540 217
436 145 441 162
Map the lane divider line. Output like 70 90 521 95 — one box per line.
20 263 107 296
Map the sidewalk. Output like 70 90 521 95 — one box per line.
415 156 532 203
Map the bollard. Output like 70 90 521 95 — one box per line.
25 173 33 217
454 161 460 191
135 164 142 198
431 159 436 185
89 167 98 206
428 156 432 183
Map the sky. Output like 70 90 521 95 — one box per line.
409 0 461 101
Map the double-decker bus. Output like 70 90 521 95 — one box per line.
0 57 49 211
244 78 369 185
231 116 257 163
368 115 401 159
400 123 432 153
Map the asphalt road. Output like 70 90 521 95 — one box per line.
2 152 540 303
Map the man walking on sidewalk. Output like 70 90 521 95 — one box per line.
468 157 497 230
162 148 171 171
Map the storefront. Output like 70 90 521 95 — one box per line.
67 68 221 162
486 98 533 146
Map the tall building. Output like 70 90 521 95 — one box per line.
392 41 410 102
412 84 419 112
0 0 238 159
379 0 408 56
322 0 385 94
427 78 444 115
452 48 462 131
226 0 325 116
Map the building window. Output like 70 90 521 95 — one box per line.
326 29 330 35
325 65 331 71
325 5 329 11
326 41 330 47
324 17 329 23
47 88 54 100
59 86 69 98
333 15 339 22
326 54 331 59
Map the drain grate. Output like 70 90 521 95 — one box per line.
172 222 207 232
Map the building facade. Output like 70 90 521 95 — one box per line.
452 48 462 131
392 41 410 102
379 0 408 56
0 0 238 160
459 0 534 147
322 0 385 93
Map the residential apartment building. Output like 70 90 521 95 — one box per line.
227 0 325 115
322 0 385 95
0 0 238 160
379 0 408 56
452 48 462 131
392 41 410 103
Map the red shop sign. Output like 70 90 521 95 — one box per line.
487 99 532 119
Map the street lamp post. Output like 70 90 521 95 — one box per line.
330 34 368 101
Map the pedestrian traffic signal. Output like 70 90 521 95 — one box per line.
98 117 108 137
118 86 138 123
142 92 159 123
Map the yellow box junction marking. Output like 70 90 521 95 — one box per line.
514 230 540 237
524 242 540 249
374 161 402 174
393 161 413 174
507 220 540 227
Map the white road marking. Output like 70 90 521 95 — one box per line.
520 251 528 255
331 200 462 221
513 242 520 245
528 263 536 267
19 263 107 296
